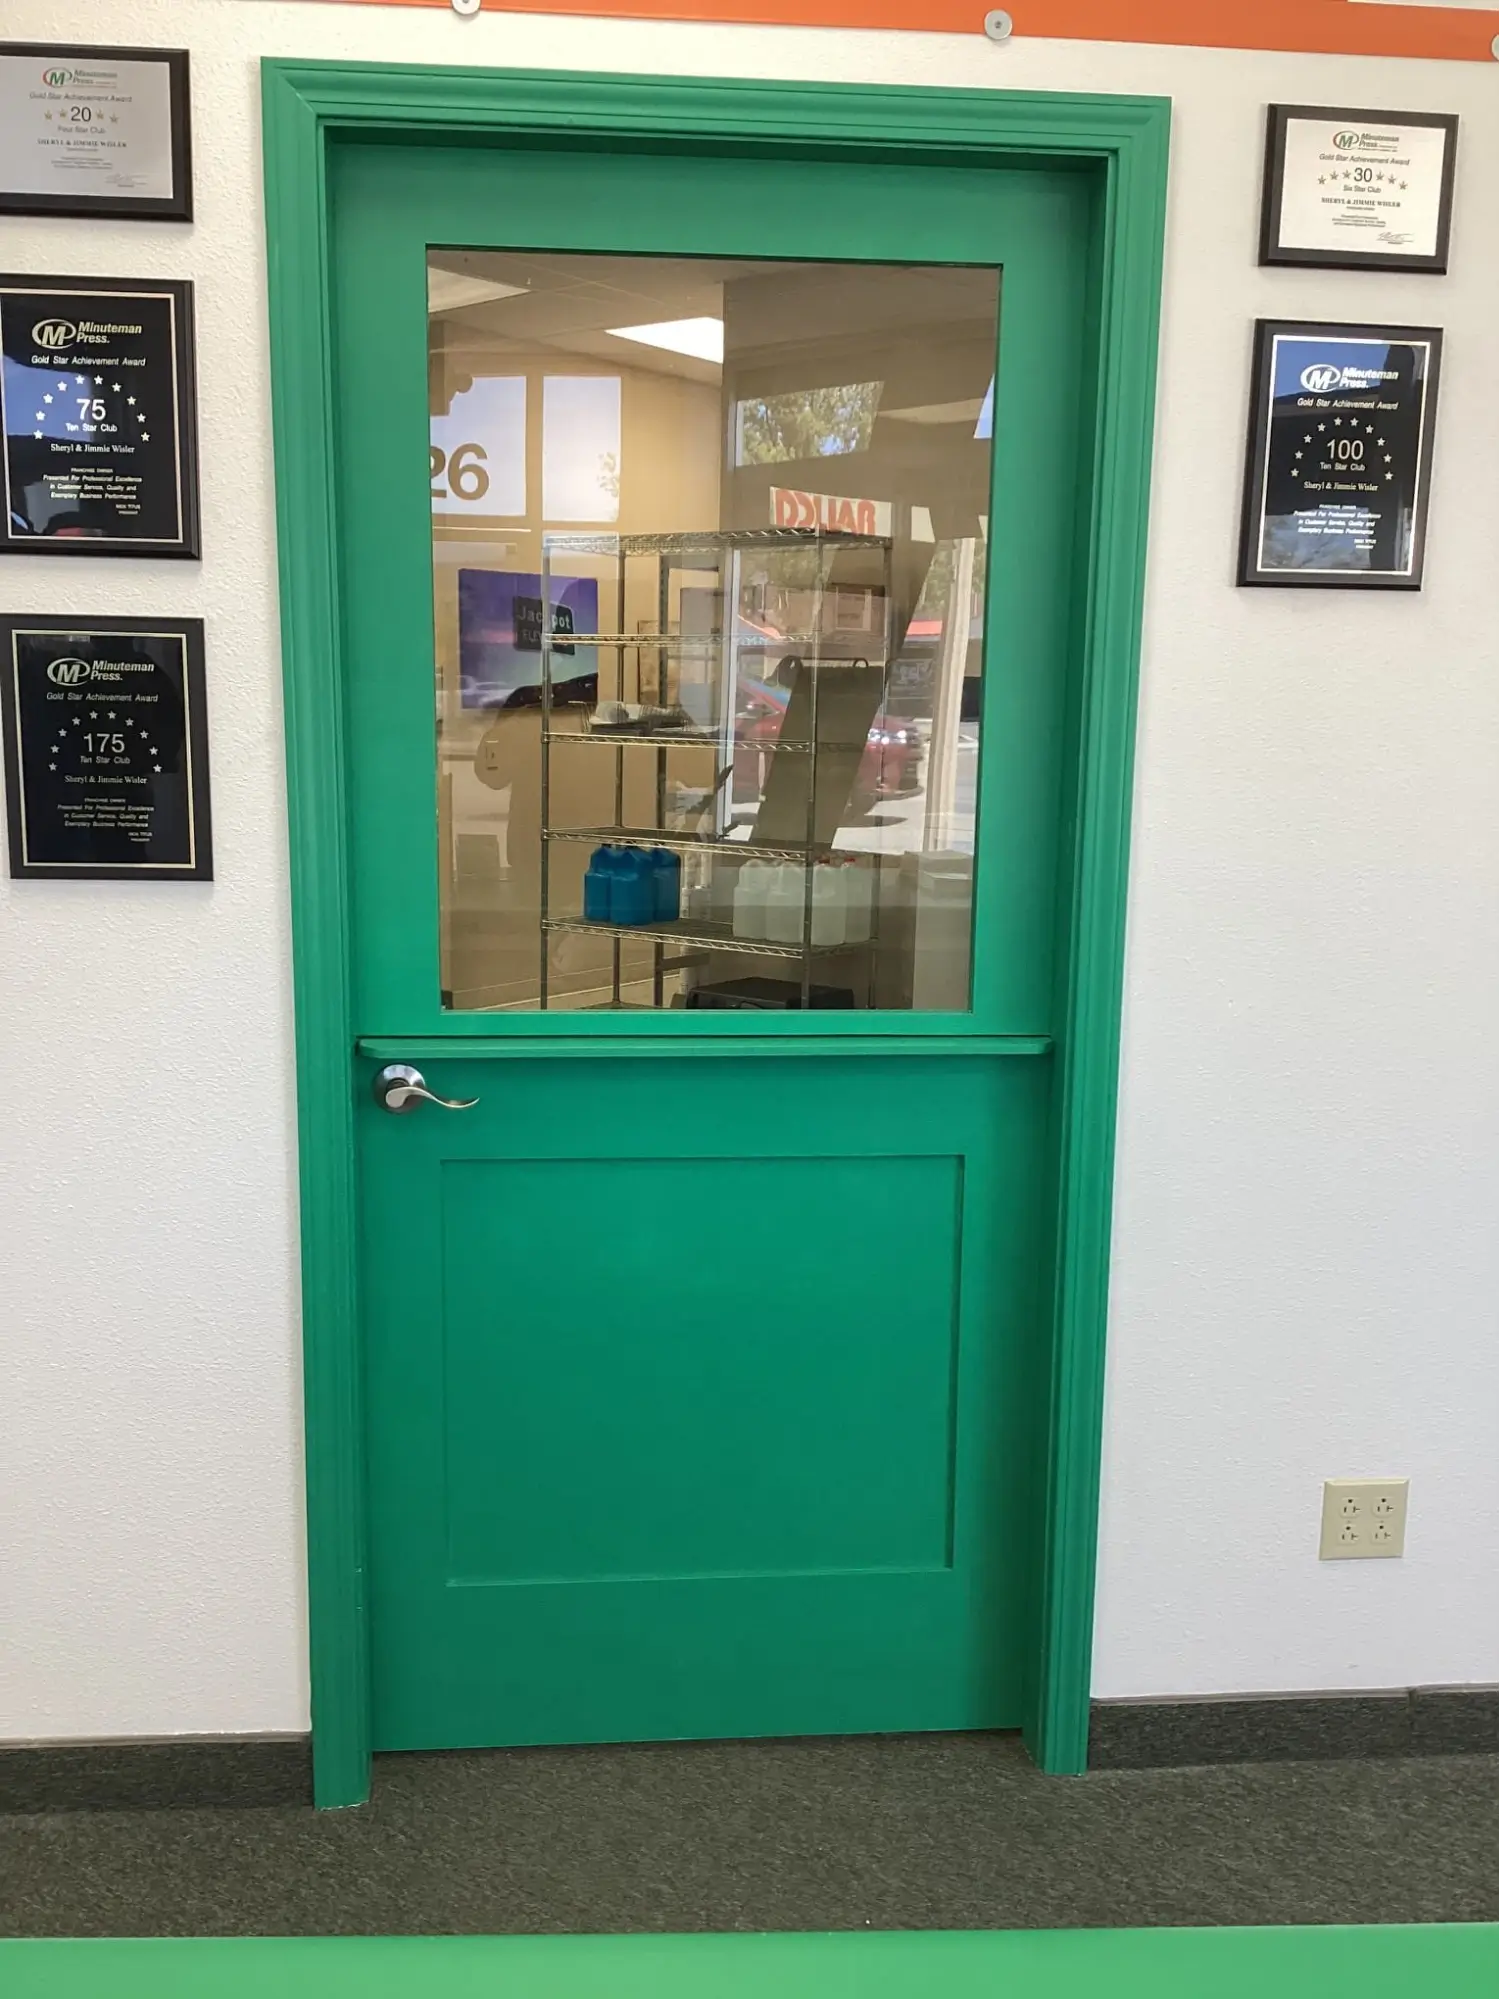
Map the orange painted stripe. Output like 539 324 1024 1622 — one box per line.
310 0 1497 61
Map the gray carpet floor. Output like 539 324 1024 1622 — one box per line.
2 1735 1495 1937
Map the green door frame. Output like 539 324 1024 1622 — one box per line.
261 58 1168 1809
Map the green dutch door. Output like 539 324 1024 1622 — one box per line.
332 136 1089 1750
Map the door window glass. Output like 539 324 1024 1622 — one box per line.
429 251 997 1013
542 376 622 523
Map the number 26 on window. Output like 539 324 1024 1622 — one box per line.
430 441 490 503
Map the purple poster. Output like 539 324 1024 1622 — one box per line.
457 569 599 708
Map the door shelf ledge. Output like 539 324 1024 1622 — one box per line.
356 1035 1054 1062
543 827 881 862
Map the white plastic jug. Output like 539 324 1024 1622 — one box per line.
710 856 740 927
732 858 776 939
811 864 847 946
764 862 808 944
841 861 874 943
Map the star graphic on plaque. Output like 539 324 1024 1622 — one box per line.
36 378 162 448
52 715 160 775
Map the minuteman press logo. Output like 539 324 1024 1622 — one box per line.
42 67 75 86
45 658 92 686
31 319 77 350
1332 128 1398 154
1298 360 1399 393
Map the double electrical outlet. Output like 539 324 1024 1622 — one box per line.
1319 1478 1409 1560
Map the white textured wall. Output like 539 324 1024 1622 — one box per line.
0 0 1493 1737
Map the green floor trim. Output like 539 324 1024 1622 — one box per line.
1 1927 1493 1997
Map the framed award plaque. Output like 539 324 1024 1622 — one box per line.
0 44 191 222
0 274 201 559
1 615 212 881
1238 319 1441 592
1260 105 1458 274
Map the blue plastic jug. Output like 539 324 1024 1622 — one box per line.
583 844 620 922
649 848 682 921
611 847 656 927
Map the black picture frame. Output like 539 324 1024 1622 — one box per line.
0 273 201 560
1237 318 1442 592
0 44 191 222
1260 104 1458 274
1 613 212 880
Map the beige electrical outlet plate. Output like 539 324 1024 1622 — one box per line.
1320 1478 1409 1560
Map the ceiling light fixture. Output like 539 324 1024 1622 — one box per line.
607 316 725 364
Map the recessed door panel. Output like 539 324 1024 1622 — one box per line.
442 1154 963 1585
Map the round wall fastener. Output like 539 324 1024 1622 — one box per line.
452 0 481 15
983 8 1013 39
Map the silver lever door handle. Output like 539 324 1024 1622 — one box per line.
372 1063 479 1114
